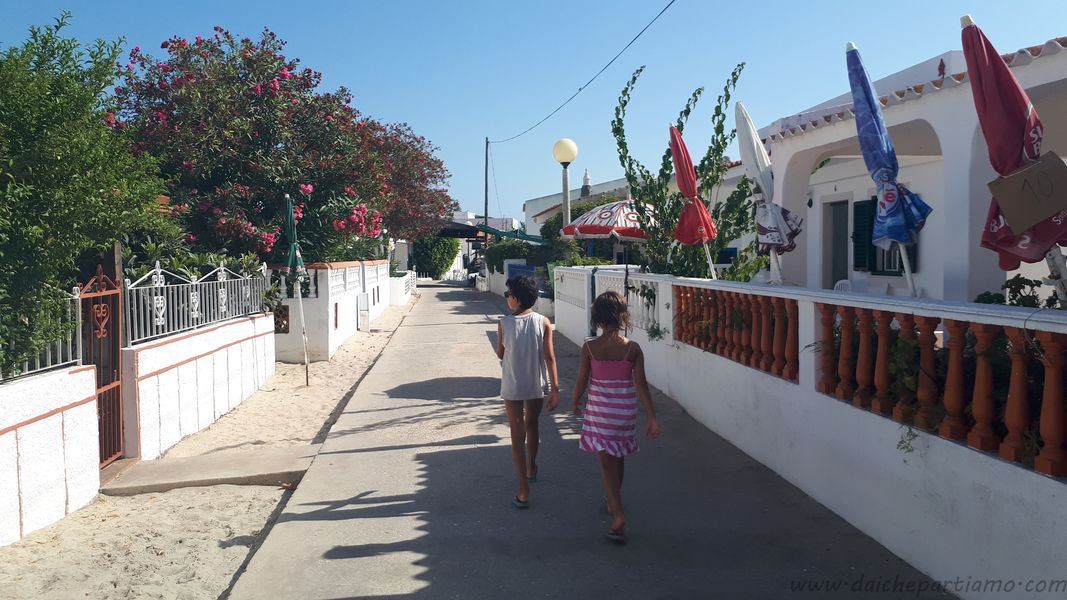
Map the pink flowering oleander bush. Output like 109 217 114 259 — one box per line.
117 25 456 262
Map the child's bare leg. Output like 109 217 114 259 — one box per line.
523 399 543 478
618 457 625 488
598 452 625 531
504 400 529 501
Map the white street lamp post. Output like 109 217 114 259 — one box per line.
553 138 578 226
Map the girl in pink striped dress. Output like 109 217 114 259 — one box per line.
572 291 661 544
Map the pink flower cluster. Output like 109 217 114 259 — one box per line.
298 183 314 195
293 203 305 221
332 205 383 238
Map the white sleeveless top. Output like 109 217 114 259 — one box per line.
500 312 548 400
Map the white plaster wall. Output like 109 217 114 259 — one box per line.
363 261 388 323
488 270 507 297
807 156 944 298
0 432 18 546
663 338 1066 600
553 267 593 344
122 314 274 460
276 263 392 363
389 272 414 306
534 297 554 320
630 277 1066 600
62 401 99 513
0 366 98 546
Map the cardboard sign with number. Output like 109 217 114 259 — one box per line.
988 151 1067 234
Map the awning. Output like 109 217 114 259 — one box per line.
476 224 550 246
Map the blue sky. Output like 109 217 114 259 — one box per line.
3 1 1066 223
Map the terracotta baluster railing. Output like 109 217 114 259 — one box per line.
721 290 729 354
870 310 894 414
852 308 875 407
691 288 699 345
685 287 696 347
704 288 712 348
740 294 753 364
731 293 744 362
817 304 837 394
912 316 940 431
834 306 856 399
773 297 788 377
726 293 738 359
761 296 775 373
892 313 916 424
729 292 738 356
784 300 799 381
1035 331 1067 476
750 294 763 369
673 286 683 342
999 326 1029 463
967 323 1000 451
939 319 970 440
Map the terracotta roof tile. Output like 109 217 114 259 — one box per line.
763 36 1065 143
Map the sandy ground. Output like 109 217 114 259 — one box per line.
0 486 283 600
167 302 410 458
0 299 414 600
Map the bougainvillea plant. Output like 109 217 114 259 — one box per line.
116 26 455 262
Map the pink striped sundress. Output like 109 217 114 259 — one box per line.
579 345 639 457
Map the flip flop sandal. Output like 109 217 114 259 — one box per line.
511 496 530 510
606 529 626 545
527 467 538 483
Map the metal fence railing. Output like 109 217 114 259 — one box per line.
0 291 81 382
125 261 270 346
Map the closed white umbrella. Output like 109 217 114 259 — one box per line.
735 101 803 284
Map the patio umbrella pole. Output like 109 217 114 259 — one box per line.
702 243 718 280
770 249 783 284
899 245 917 297
297 281 309 386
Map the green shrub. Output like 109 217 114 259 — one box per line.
0 14 167 375
484 239 529 273
412 236 460 279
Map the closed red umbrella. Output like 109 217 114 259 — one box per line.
963 15 1067 304
669 125 719 279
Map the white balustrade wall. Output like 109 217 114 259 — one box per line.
389 271 416 306
275 260 392 363
121 313 275 460
555 266 1067 600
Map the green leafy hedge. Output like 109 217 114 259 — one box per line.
484 239 529 273
412 236 460 279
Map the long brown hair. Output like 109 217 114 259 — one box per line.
591 291 631 332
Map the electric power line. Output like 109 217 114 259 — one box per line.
488 0 676 144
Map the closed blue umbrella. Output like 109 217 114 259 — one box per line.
847 42 933 296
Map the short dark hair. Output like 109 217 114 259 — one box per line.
591 291 631 332
505 276 538 310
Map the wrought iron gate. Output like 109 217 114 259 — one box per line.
79 266 124 467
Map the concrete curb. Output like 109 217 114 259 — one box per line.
101 444 322 496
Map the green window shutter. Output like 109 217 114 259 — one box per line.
852 198 875 271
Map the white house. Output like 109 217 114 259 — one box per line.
762 39 1067 302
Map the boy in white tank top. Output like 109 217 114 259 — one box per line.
497 276 560 509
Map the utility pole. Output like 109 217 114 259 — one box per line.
483 137 489 228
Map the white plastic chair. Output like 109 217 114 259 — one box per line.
833 279 852 292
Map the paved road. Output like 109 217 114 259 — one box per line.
229 284 950 600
